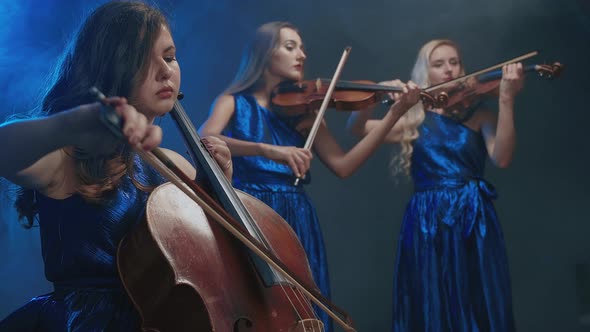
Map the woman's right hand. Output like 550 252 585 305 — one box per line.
77 97 163 155
108 97 162 151
0 97 161 188
260 143 312 178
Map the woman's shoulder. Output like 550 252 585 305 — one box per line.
207 94 238 118
222 93 263 113
213 94 236 108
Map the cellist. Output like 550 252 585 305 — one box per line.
0 2 232 330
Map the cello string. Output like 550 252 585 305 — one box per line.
94 89 330 329
172 102 318 322
93 89 353 331
136 147 324 326
289 286 324 331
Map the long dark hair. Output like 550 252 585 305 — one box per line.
15 1 170 228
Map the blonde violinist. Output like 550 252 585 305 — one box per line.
348 39 525 332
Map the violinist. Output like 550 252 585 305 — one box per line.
0 2 231 330
199 21 421 331
348 39 525 332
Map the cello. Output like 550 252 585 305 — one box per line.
91 88 356 331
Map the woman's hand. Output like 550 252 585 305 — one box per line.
378 79 421 109
201 136 233 180
77 97 162 156
260 144 312 178
395 80 421 109
378 79 405 103
382 80 421 115
111 97 162 151
499 62 525 101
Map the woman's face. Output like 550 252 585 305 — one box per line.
267 27 306 82
427 44 461 85
130 25 181 121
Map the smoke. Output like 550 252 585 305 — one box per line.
0 0 110 119
0 0 108 317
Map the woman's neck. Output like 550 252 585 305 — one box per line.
252 76 281 109
252 90 270 108
252 69 289 109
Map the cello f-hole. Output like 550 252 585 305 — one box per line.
233 317 254 331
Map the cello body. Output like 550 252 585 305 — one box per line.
117 183 324 332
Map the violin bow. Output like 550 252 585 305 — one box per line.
294 46 352 186
423 50 539 107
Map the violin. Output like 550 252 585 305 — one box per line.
271 78 440 116
424 51 563 120
273 46 438 185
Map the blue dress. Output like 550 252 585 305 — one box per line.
392 111 515 332
224 93 333 332
0 156 164 332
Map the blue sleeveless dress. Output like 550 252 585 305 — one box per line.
0 156 164 332
392 111 515 332
223 94 332 332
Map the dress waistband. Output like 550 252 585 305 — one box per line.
414 177 497 237
415 176 497 200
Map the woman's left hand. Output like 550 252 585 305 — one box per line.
499 62 525 101
201 136 233 180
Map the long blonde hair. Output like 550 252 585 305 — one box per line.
390 39 465 177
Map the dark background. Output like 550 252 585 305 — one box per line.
1 0 589 331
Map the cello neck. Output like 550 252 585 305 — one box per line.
169 100 283 284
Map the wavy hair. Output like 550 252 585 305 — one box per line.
15 1 169 228
390 39 465 177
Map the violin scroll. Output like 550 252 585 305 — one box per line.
419 91 449 109
535 62 564 79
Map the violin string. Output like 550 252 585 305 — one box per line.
320 78 403 93
425 51 538 92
